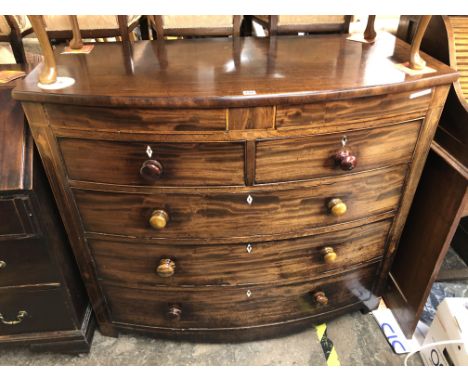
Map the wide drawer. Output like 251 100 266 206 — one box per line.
256 119 421 184
74 165 406 240
104 262 378 329
90 219 391 287
59 138 246 187
46 104 227 133
275 89 432 130
0 287 74 336
0 238 60 287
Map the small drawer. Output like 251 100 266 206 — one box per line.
276 89 432 130
0 287 74 335
256 119 421 184
74 165 405 240
0 197 37 237
104 262 378 329
59 138 246 186
90 219 391 287
0 238 60 287
46 104 227 133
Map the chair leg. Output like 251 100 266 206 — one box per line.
139 16 150 40
9 32 27 64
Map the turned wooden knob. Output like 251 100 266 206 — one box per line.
334 148 357 171
313 291 329 306
167 304 182 321
328 198 347 217
322 247 337 264
149 210 169 229
156 259 176 277
140 159 163 181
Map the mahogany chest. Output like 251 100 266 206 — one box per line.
0 64 94 352
13 34 458 341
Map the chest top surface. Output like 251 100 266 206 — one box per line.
12 33 457 108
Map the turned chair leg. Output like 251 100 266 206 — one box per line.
409 15 432 70
28 15 57 84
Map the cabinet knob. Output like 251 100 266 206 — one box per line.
156 259 176 277
328 198 347 217
334 148 357 171
167 304 182 321
313 291 329 306
140 159 163 182
149 210 169 230
0 261 6 269
322 247 337 264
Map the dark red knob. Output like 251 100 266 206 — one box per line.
334 149 357 171
140 159 163 181
167 304 182 321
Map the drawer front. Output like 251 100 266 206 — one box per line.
104 262 378 329
59 138 246 186
0 197 37 237
74 166 405 240
276 89 432 130
256 120 421 184
0 238 60 287
0 288 74 335
46 104 227 133
90 219 391 287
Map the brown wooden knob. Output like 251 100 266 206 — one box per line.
313 291 329 306
167 304 182 321
328 198 347 217
140 159 163 182
334 148 357 171
149 210 169 230
322 247 337 264
156 259 176 277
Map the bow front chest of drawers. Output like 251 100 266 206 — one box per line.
13 33 457 341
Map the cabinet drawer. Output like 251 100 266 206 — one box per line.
0 197 37 237
104 262 378 329
74 166 405 240
90 219 391 287
59 138 245 186
0 238 60 287
276 89 432 130
46 104 227 133
0 288 74 335
256 120 421 184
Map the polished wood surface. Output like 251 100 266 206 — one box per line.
89 219 391 287
255 120 421 183
73 166 405 240
13 33 457 107
104 263 378 330
59 139 246 186
15 34 456 341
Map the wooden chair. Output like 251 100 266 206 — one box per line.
251 15 352 35
40 15 143 43
0 16 32 63
149 16 242 39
